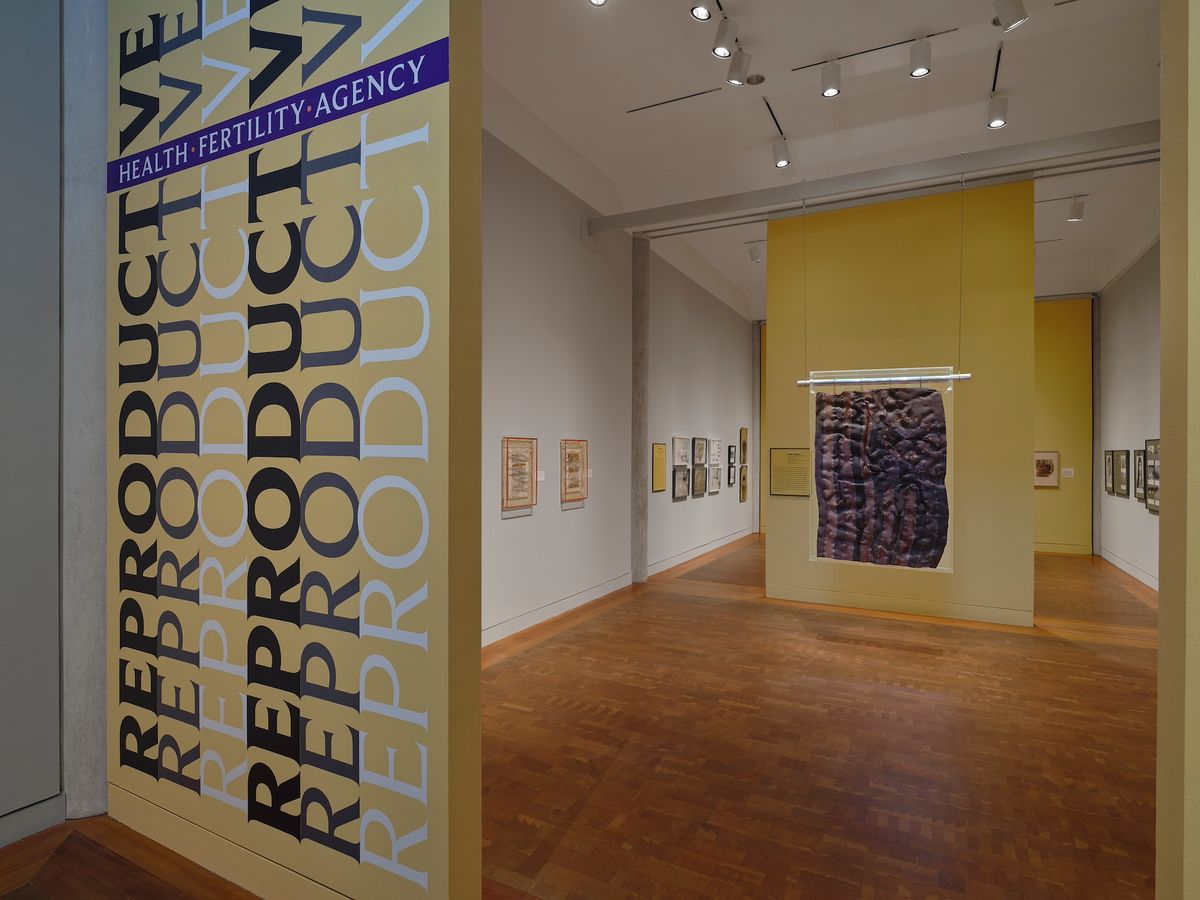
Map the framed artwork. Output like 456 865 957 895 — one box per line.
672 466 690 500
561 439 588 503
708 464 721 494
728 445 736 466
770 448 811 497
1134 449 1146 501
502 437 538 511
1104 450 1114 494
652 443 667 493
739 427 749 464
692 437 708 466
709 438 722 467
1114 449 1130 498
739 465 748 502
728 465 736 487
1034 451 1060 488
672 436 690 467
1146 438 1161 513
692 463 707 497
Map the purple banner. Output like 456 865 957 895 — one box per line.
107 36 449 193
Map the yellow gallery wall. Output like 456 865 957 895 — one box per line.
763 183 1035 626
1033 299 1094 554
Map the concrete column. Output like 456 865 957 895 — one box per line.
632 237 650 582
61 0 109 819
1158 0 1200 893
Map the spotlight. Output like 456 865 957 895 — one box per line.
821 61 841 98
909 39 932 78
992 0 1028 33
713 18 739 59
749 243 764 264
987 95 1008 129
588 0 608 5
773 139 791 169
689 2 713 21
1067 198 1085 222
727 49 751 86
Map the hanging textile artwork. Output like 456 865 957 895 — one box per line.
814 388 949 569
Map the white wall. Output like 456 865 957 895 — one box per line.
647 254 756 574
1098 242 1160 587
482 133 633 645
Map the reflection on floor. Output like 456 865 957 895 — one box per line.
483 536 1156 899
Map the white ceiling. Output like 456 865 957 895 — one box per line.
483 0 1161 318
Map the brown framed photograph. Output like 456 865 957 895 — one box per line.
502 437 538 511
691 463 707 497
1134 449 1146 501
1104 450 1114 494
1146 439 1160 513
1114 449 1130 498
1034 451 1060 488
692 437 707 466
560 438 588 504
739 427 749 464
739 464 748 502
672 466 689 501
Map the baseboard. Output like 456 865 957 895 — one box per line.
1035 542 1093 555
0 794 64 849
108 785 345 899
1099 549 1159 590
647 527 754 577
764 583 1035 628
482 572 633 647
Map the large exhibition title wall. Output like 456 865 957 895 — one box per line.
107 2 481 897
764 184 1035 626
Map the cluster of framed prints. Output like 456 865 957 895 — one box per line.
501 437 590 514
653 427 750 503
1104 439 1159 513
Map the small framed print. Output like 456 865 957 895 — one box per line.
739 465 748 502
502 437 538 512
1114 449 1130 498
560 439 588 504
709 438 722 467
739 427 749 464
728 445 736 466
691 463 708 497
1104 450 1114 494
672 437 690 467
1146 439 1161 513
672 466 689 500
708 464 721 494
728 464 736 487
692 437 708 466
1134 449 1146 501
1034 451 1060 488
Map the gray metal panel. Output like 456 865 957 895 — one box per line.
0 1 62 818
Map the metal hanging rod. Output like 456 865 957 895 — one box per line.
796 373 974 387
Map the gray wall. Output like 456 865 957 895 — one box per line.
61 0 108 819
0 0 63 844
1098 243 1160 587
646 255 756 573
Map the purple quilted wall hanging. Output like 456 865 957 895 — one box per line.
814 387 949 569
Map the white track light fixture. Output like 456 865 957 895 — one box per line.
689 2 713 21
987 94 1008 129
993 0 1029 32
909 40 932 78
713 18 739 59
749 243 764 264
773 139 791 169
821 61 842 98
1067 198 1086 223
727 49 751 86
588 0 608 6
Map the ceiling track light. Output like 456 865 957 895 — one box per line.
987 94 1008 129
689 1 713 21
909 39 932 78
993 0 1029 33
1067 198 1086 222
821 61 841 98
713 18 739 58
727 48 752 86
773 139 791 169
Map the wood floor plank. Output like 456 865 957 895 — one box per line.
482 537 1156 899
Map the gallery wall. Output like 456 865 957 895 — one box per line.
1033 298 1094 555
764 184 1036 626
482 133 634 644
1098 242 1160 587
647 255 756 575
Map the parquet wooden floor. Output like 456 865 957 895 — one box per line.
482 537 1156 899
